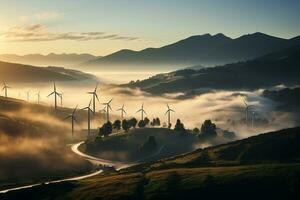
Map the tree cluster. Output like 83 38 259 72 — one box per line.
150 117 161 126
200 119 217 138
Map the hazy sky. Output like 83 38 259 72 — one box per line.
0 0 299 56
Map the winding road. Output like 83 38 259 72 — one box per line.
0 141 165 194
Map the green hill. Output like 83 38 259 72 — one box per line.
2 127 300 199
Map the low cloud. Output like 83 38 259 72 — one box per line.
2 24 139 42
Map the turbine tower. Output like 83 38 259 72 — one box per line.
36 91 41 104
47 82 61 110
2 82 11 98
136 103 147 121
116 104 126 119
251 111 255 128
87 83 99 113
243 100 253 127
83 100 93 137
102 98 113 122
64 105 78 140
165 103 175 129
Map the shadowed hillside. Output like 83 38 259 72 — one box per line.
125 45 300 95
83 128 199 162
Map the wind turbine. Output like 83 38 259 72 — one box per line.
102 98 113 122
87 83 99 113
47 82 61 110
243 100 253 127
116 104 126 119
165 104 175 129
2 82 11 98
82 100 93 137
64 105 78 140
136 103 147 121
36 91 41 104
251 111 255 129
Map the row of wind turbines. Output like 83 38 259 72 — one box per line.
51 83 176 139
2 81 257 139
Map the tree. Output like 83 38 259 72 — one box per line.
129 118 138 128
113 119 121 130
138 120 146 128
193 127 200 133
174 119 186 132
99 121 113 137
144 117 150 126
200 120 217 137
122 119 130 132
156 117 161 126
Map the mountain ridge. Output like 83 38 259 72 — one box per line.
85 32 300 71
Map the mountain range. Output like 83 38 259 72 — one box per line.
0 53 99 68
125 45 300 95
85 32 300 71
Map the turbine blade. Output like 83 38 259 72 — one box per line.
136 109 142 113
108 98 113 104
95 93 100 102
64 116 71 120
47 91 55 97
73 105 78 115
94 83 98 92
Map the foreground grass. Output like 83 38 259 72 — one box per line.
2 163 300 200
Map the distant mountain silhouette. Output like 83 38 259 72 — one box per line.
0 53 99 68
0 61 97 83
85 32 300 71
125 45 300 95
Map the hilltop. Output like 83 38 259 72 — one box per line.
0 61 98 83
2 127 300 199
85 32 300 71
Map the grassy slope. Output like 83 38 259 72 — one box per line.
83 128 198 162
2 127 300 199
